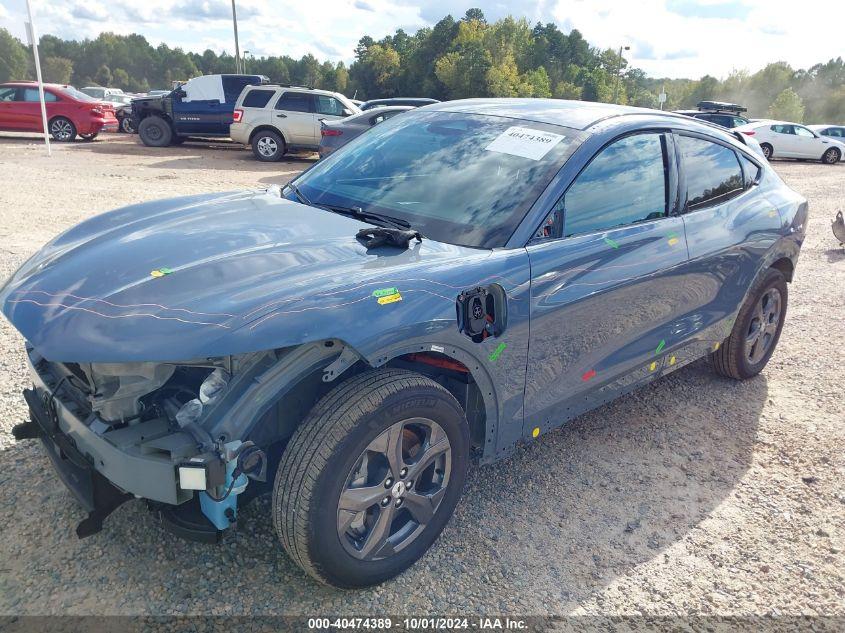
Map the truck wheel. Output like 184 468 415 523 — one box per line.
274 368 469 587
252 130 285 161
138 116 172 147
712 268 787 380
49 117 76 142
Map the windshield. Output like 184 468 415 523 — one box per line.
293 110 581 248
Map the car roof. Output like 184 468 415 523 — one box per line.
1 81 68 89
428 98 701 131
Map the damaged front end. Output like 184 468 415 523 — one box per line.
13 348 268 542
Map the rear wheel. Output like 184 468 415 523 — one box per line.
822 147 840 164
119 117 134 134
252 130 285 161
49 117 76 142
273 369 469 587
138 115 172 147
712 268 787 380
760 143 773 160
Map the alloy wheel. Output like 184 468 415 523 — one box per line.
823 148 839 164
745 287 782 364
257 136 278 157
337 417 452 561
51 119 73 141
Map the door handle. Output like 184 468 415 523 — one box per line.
276 113 287 118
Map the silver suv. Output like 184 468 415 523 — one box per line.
231 85 360 161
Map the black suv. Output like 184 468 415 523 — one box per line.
676 101 750 129
132 74 268 146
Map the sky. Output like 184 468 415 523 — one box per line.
1 0 843 80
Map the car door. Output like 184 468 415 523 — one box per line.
793 125 822 158
0 86 21 130
769 124 798 156
18 87 49 131
274 91 316 146
676 133 780 353
523 131 692 433
313 94 347 130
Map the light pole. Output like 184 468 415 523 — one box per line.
231 0 242 74
243 50 250 74
612 45 630 104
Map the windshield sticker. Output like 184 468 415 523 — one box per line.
485 126 565 161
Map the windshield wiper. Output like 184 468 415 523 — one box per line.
285 182 312 206
319 203 413 231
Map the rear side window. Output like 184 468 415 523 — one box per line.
242 89 274 108
561 133 668 237
22 88 57 102
222 76 253 103
770 124 794 135
276 92 311 113
678 136 744 210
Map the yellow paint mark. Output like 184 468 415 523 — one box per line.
667 237 679 246
532 427 540 438
150 269 165 278
768 210 778 218
377 292 402 305
669 355 676 366
713 342 720 351
649 361 657 372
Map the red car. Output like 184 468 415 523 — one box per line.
0 81 118 141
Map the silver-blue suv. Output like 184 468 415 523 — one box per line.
2 99 806 587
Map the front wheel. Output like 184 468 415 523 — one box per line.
138 115 172 147
760 143 773 160
119 117 134 134
822 147 840 165
273 369 470 587
712 268 787 380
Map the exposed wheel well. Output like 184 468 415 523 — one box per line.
770 257 794 282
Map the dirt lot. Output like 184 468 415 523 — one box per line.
0 132 842 617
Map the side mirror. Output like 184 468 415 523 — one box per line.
342 108 353 116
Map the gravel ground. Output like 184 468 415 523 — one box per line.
0 133 842 617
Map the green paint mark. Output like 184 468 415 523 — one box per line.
489 342 507 362
372 287 399 298
667 232 678 240
655 339 665 354
159 267 173 275
604 237 620 249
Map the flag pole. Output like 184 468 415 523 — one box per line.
25 0 51 156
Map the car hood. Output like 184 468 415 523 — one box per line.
1 189 486 362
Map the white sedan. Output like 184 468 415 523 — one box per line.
734 119 844 164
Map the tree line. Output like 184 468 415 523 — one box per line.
1 8 843 123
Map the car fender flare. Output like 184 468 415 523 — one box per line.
364 340 501 462
740 236 800 309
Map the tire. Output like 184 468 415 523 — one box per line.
119 117 134 134
49 117 76 142
822 147 840 165
251 130 285 161
78 132 98 141
712 268 787 380
760 143 773 160
138 116 172 147
171 135 186 145
273 368 470 587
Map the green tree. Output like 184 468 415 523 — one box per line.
767 88 805 122
94 64 112 86
42 57 73 83
0 28 30 82
112 68 130 90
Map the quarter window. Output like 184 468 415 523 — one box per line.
740 155 760 188
560 133 668 237
276 91 311 113
242 89 274 108
678 136 744 210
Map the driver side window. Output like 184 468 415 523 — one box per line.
794 126 814 138
556 133 669 238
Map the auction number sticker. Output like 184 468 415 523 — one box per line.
485 126 565 160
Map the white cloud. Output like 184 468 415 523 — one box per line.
0 3 8 20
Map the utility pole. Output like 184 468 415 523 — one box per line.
231 0 242 74
25 0 50 155
612 45 630 104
